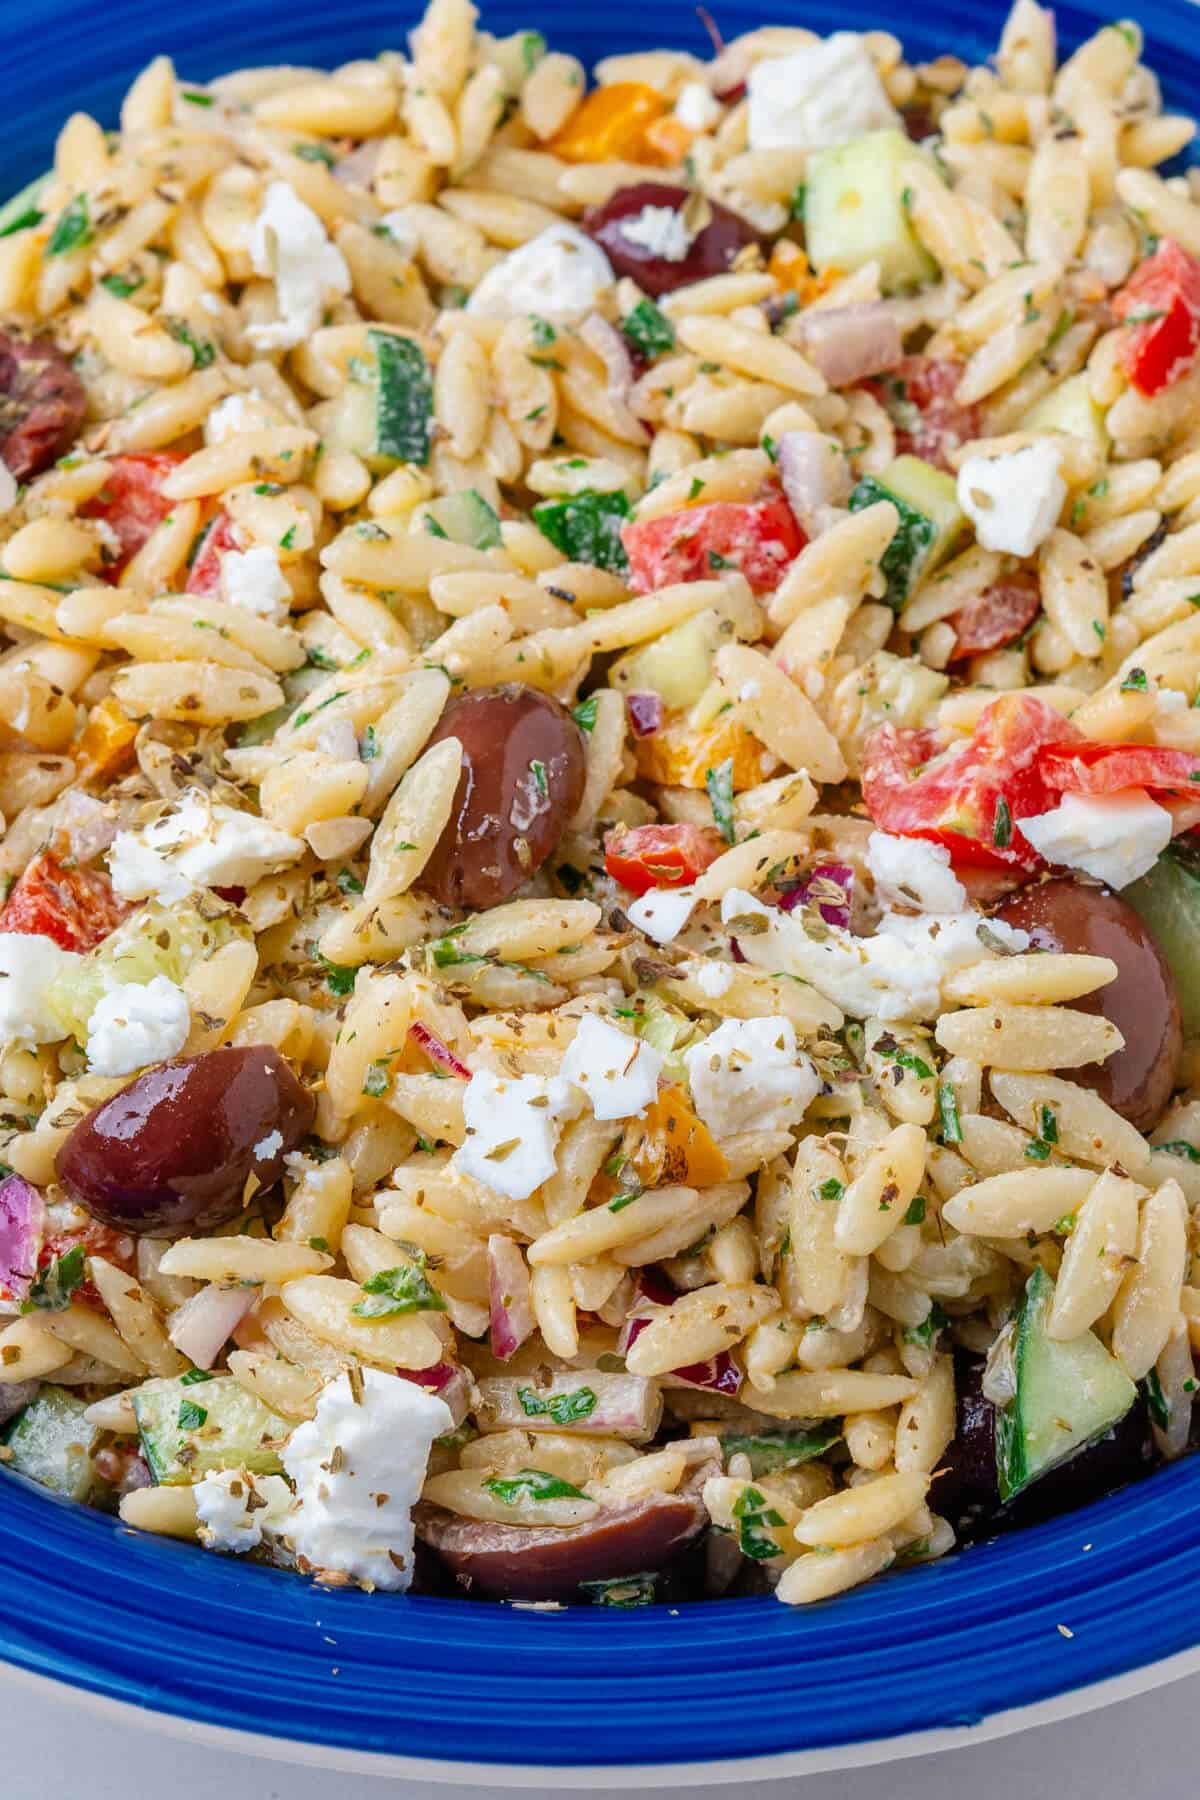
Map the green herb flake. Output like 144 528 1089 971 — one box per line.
903 1194 927 1226
360 723 379 762
705 755 736 845
336 866 364 896
571 694 598 734
815 1177 844 1203
529 315 557 347
1156 1139 1200 1163
166 318 215 369
46 194 92 257
100 270 144 299
320 957 357 998
362 1058 392 1099
903 1300 949 1349
608 1192 640 1213
179 1368 213 1387
731 1484 787 1561
483 1468 587 1505
350 1256 448 1319
622 296 676 358
937 1082 963 1145
530 758 548 800
517 1384 598 1425
1120 666 1148 692
1142 1368 1169 1430
20 1246 86 1314
177 1399 209 1431
993 796 1013 849
293 142 336 167
181 89 215 106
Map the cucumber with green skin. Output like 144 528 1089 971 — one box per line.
2 1385 95 1499
849 454 966 607
324 328 434 471
804 130 935 292
995 1265 1136 1502
0 172 50 238
1021 372 1110 459
134 1375 289 1485
1124 836 1200 1036
423 488 502 549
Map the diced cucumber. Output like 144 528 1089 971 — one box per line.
716 1425 841 1476
1125 836 1200 1035
325 329 433 471
804 130 936 293
46 901 247 1048
134 1375 290 1486
1021 372 1110 459
2 1385 95 1500
633 995 705 1083
0 171 50 239
610 609 724 710
852 650 950 734
423 488 502 549
995 1265 1136 1502
532 488 631 573
849 454 966 607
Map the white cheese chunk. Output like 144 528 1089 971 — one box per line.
247 181 351 351
560 1014 663 1120
282 1369 452 1591
619 205 693 262
674 81 723 132
195 1468 295 1554
694 960 734 998
466 223 614 323
867 831 967 914
1018 788 1172 888
0 933 80 1047
109 793 305 903
626 884 699 945
86 976 190 1076
206 391 276 445
684 1015 819 1137
219 544 292 622
957 442 1066 558
747 34 899 152
454 1069 580 1200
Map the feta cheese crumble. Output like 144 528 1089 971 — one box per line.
109 793 305 903
282 1368 452 1591
86 976 190 1076
560 1014 663 1120
957 442 1066 558
626 884 699 945
247 181 351 351
694 960 734 998
454 1069 581 1200
206 392 274 444
619 205 693 262
867 831 967 915
219 544 292 622
195 1468 294 1553
674 81 723 132
747 34 899 152
684 1015 819 1137
466 223 615 323
0 933 80 1047
1019 788 1172 888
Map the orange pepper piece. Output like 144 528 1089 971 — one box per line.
549 82 669 165
627 1084 729 1190
769 240 845 306
74 695 138 784
640 114 695 168
635 710 777 791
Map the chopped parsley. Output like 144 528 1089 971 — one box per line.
705 755 736 845
937 1082 963 1145
529 315 557 347
20 1247 86 1314
1156 1139 1200 1163
993 796 1013 849
571 694 598 733
815 1177 844 1203
46 194 92 257
100 270 144 298
517 1384 598 1425
1120 666 1148 692
362 1059 392 1099
179 1368 213 1386
350 1255 448 1319
903 1194 927 1226
731 1484 786 1561
177 1400 209 1431
319 956 357 998
166 318 215 369
621 297 675 358
483 1468 586 1505
293 142 336 167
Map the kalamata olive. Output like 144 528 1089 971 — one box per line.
418 684 586 911
581 182 764 298
414 1489 707 1601
0 330 86 480
56 1046 315 1235
935 1355 1157 1544
995 877 1182 1132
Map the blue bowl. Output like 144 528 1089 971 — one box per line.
4 0 1200 1777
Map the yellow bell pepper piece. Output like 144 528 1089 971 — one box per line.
640 114 696 168
634 709 777 791
74 695 138 784
549 82 669 165
627 1085 729 1190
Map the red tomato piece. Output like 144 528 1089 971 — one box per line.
949 571 1042 660
1 851 129 952
862 356 981 473
622 493 805 595
39 1220 137 1313
861 691 1079 871
81 452 187 581
185 512 239 598
604 822 724 895
1112 239 1200 398
1040 742 1200 796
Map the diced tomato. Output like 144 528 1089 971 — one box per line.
861 692 1079 871
604 822 724 894
0 851 130 951
185 512 239 598
1040 742 1200 796
1112 239 1200 398
949 571 1042 660
81 452 187 581
39 1220 137 1313
622 492 805 595
862 356 981 474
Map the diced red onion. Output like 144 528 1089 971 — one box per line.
400 1359 472 1428
167 1283 257 1369
333 139 383 190
0 1176 43 1304
52 791 120 865
0 1379 39 1428
408 1021 472 1080
729 938 747 963
777 861 854 929
626 691 664 737
776 430 851 537
796 303 904 389
581 312 636 408
619 1273 744 1395
663 1350 742 1396
487 1234 535 1362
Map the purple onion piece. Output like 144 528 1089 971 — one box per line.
400 1361 472 1429
626 691 664 738
0 1176 44 1304
664 1350 743 1397
776 430 851 537
777 861 854 929
0 1379 39 1429
795 302 904 389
